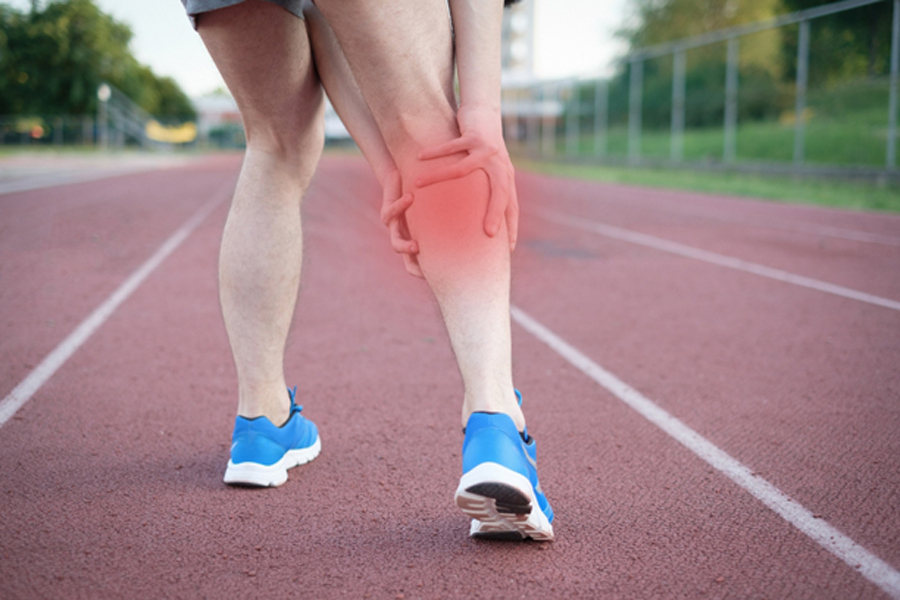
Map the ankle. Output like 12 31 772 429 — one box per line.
237 384 292 426
462 388 525 431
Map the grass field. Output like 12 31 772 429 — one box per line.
514 157 900 214
555 117 892 166
510 77 900 213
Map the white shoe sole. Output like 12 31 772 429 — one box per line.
223 437 321 487
454 462 554 541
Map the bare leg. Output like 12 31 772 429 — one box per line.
197 0 324 425
303 1 395 182
314 0 524 429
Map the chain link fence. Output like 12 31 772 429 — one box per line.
502 0 900 181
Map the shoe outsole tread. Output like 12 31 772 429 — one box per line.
455 462 554 542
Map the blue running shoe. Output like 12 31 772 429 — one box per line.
223 387 321 487
454 392 554 541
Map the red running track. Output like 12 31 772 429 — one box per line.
1 153 899 599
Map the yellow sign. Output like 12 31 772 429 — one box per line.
145 120 197 144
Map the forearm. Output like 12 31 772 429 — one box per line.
304 1 397 184
448 0 504 115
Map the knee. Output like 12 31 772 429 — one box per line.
241 89 326 184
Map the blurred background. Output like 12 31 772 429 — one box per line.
1 0 898 187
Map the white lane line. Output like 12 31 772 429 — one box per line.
0 159 194 196
511 305 900 598
0 180 233 428
628 200 900 247
567 183 900 247
536 209 900 313
0 169 148 195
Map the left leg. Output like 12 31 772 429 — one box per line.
194 0 324 486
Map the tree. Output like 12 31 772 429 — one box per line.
621 0 784 79
0 0 195 121
593 0 788 129
779 0 892 84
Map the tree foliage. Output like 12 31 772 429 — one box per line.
620 0 783 78
584 0 895 131
580 0 787 129
0 0 195 121
779 0 892 84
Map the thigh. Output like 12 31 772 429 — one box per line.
196 0 323 156
303 1 394 179
312 0 457 164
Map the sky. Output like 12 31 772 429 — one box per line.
8 0 631 98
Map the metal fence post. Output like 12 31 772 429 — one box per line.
671 50 686 162
528 86 540 155
794 19 810 165
594 78 608 158
98 102 108 150
542 83 557 157
82 116 93 146
628 57 643 163
502 89 513 142
724 37 740 163
97 83 110 150
54 117 64 146
888 0 900 168
566 84 579 156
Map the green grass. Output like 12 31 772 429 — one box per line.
553 117 890 167
518 79 900 212
554 78 896 167
514 157 900 213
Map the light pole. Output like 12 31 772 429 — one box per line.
97 83 111 151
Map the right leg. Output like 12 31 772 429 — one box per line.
196 0 324 425
314 0 525 431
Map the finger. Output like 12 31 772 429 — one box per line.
389 218 419 255
507 179 520 253
415 155 481 188
419 137 473 160
380 192 414 227
482 164 509 238
380 169 402 210
403 253 425 279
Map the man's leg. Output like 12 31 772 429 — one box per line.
314 1 553 541
314 0 524 431
196 0 324 426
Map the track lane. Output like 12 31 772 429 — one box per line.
511 305 900 596
0 155 897 598
0 156 240 401
516 172 900 300
524 173 900 241
511 189 900 573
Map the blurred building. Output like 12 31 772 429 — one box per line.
502 0 536 86
501 0 562 141
193 91 243 147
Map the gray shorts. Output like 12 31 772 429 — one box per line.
182 0 305 29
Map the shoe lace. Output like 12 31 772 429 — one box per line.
288 386 304 414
